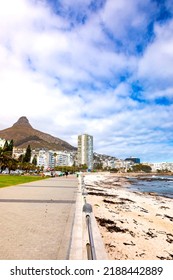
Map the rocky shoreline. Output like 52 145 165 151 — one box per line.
84 173 173 260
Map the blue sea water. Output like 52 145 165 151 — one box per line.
126 175 173 199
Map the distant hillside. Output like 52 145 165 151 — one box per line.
0 116 76 151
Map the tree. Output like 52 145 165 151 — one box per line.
3 140 9 152
3 139 13 154
132 164 152 173
0 142 17 173
18 154 24 162
6 158 17 173
94 162 103 170
79 164 88 171
8 140 14 154
23 145 31 163
32 155 37 166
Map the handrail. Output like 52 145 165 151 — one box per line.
81 175 96 260
86 214 96 260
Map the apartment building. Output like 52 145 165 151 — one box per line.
36 149 49 169
78 134 93 170
34 149 74 169
147 162 173 172
12 147 26 159
55 151 73 166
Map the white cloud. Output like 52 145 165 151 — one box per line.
100 0 152 43
0 0 173 162
138 20 173 84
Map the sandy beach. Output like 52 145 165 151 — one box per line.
84 173 173 260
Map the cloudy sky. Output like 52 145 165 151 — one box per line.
0 0 173 162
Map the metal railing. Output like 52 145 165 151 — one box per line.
81 175 96 260
86 214 96 260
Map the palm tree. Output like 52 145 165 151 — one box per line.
0 141 17 173
0 148 12 172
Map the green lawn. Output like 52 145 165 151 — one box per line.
0 175 46 188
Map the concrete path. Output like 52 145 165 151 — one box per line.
0 175 78 260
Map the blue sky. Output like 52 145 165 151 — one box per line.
0 0 173 162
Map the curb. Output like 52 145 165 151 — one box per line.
69 175 108 260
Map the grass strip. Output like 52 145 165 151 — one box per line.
0 175 46 188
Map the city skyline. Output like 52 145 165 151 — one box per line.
0 0 173 163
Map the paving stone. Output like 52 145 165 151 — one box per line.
0 176 78 260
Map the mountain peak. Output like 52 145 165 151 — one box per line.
0 116 76 151
12 116 33 128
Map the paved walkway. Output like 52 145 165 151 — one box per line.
0 175 78 260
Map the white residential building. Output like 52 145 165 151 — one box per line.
102 159 116 169
37 149 48 169
48 150 56 169
36 149 56 170
12 147 26 159
55 151 73 166
147 162 173 172
115 159 132 170
35 149 74 169
78 134 93 170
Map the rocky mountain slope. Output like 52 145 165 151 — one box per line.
0 116 76 151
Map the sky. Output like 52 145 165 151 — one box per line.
0 0 173 163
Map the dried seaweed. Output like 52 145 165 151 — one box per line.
103 199 125 205
164 214 173 222
123 241 135 246
95 217 135 235
119 198 135 203
88 191 118 198
166 233 173 243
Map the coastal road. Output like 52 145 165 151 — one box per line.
0 175 78 260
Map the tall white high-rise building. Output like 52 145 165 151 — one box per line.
78 134 93 170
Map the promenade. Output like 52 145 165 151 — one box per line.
0 175 78 260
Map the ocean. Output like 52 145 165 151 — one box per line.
126 175 173 199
